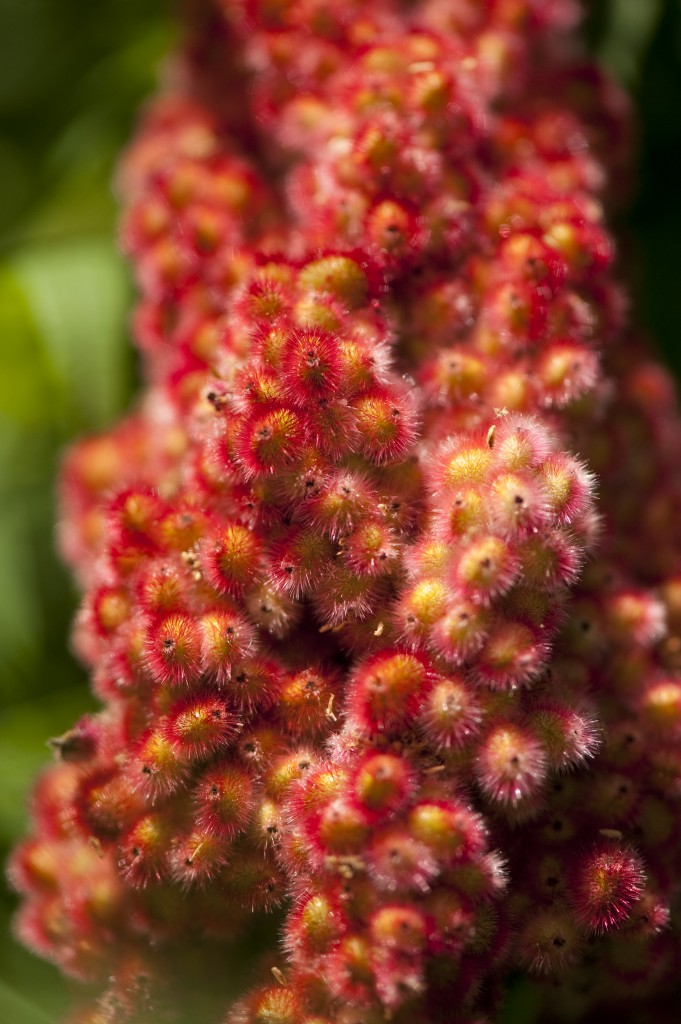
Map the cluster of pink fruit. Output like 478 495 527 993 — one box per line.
10 1 681 1022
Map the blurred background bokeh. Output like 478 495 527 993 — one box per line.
0 0 679 1020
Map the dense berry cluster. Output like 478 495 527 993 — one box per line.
11 1 681 1022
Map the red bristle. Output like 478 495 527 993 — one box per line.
351 751 415 820
202 522 265 597
475 723 548 811
163 689 240 760
144 612 203 686
419 675 483 749
345 650 433 737
193 759 255 840
200 607 259 683
568 839 646 934
281 327 343 405
352 384 419 464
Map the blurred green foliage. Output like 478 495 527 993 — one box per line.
0 0 172 1017
0 0 679 1020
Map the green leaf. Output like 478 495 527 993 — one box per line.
0 685 94 842
0 978 56 1024
599 0 664 83
0 267 56 428
0 486 41 675
499 975 542 1024
12 237 131 431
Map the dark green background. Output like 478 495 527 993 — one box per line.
0 1 679 1020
